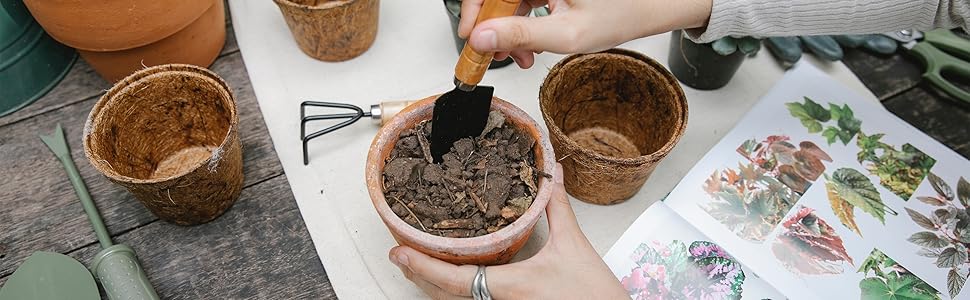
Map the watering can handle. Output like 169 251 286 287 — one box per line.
454 0 523 87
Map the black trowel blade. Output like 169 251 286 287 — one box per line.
430 85 494 163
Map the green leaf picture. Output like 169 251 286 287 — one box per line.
824 168 898 235
906 173 970 298
858 249 941 300
786 97 859 145
857 133 936 200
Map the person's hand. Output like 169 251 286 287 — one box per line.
458 0 713 68
388 163 628 299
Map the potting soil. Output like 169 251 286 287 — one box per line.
382 111 541 238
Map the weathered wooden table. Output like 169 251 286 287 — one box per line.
0 12 966 298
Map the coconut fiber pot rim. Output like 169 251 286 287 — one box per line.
82 64 238 185
539 48 689 166
273 0 355 10
366 96 556 258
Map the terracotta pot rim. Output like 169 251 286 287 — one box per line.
539 48 689 166
366 96 556 256
83 64 238 185
273 0 355 10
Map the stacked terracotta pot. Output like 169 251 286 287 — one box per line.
23 0 226 82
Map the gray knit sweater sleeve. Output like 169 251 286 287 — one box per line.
687 0 970 43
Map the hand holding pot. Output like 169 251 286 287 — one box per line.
458 0 713 68
388 164 627 299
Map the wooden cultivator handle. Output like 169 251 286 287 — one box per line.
454 0 522 87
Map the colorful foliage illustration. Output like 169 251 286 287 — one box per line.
825 167 899 236
786 97 936 201
858 249 941 300
771 206 854 275
857 132 936 200
786 97 861 145
737 135 832 194
702 136 832 242
620 240 745 300
906 173 970 298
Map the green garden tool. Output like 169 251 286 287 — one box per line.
40 124 161 300
0 252 99 300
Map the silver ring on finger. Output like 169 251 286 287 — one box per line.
471 265 492 300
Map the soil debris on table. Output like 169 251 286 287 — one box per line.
383 111 538 238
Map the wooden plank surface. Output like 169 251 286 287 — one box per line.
0 11 334 298
882 85 970 158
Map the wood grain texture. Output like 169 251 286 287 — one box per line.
882 85 970 159
64 175 335 299
840 48 922 101
0 23 238 128
0 52 283 279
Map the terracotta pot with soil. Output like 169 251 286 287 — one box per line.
366 96 556 265
539 48 688 205
78 0 226 82
22 0 212 51
274 0 379 62
83 64 243 226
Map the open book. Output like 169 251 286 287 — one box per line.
604 63 970 300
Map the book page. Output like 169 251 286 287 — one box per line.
604 202 785 299
664 62 970 299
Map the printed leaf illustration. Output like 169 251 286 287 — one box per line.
771 206 853 275
949 269 967 299
786 97 830 133
858 249 941 300
957 177 970 207
621 240 745 300
907 208 937 230
906 173 970 298
857 133 936 200
786 97 860 145
828 184 861 235
824 168 897 235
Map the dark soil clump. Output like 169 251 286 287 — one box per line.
382 111 542 238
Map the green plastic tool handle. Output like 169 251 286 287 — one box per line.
92 245 160 300
39 124 113 249
911 42 970 103
923 29 970 61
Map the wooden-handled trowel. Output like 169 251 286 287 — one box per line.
430 0 522 162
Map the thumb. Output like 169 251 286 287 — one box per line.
468 14 581 54
545 163 581 238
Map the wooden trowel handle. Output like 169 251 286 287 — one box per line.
454 0 522 87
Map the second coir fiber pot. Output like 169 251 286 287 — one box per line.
83 64 243 225
274 0 379 62
539 48 688 205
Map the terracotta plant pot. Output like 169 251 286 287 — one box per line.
274 0 379 62
668 30 744 90
22 0 212 51
366 96 556 265
539 48 688 205
78 0 226 83
83 64 243 226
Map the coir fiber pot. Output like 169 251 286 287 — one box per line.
443 0 513 69
275 0 379 62
1 0 76 117
22 0 212 52
78 0 226 83
366 96 556 265
83 64 243 226
668 30 744 90
539 48 688 205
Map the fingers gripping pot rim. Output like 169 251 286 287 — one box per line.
539 48 688 205
83 64 243 225
366 96 556 265
274 0 380 62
